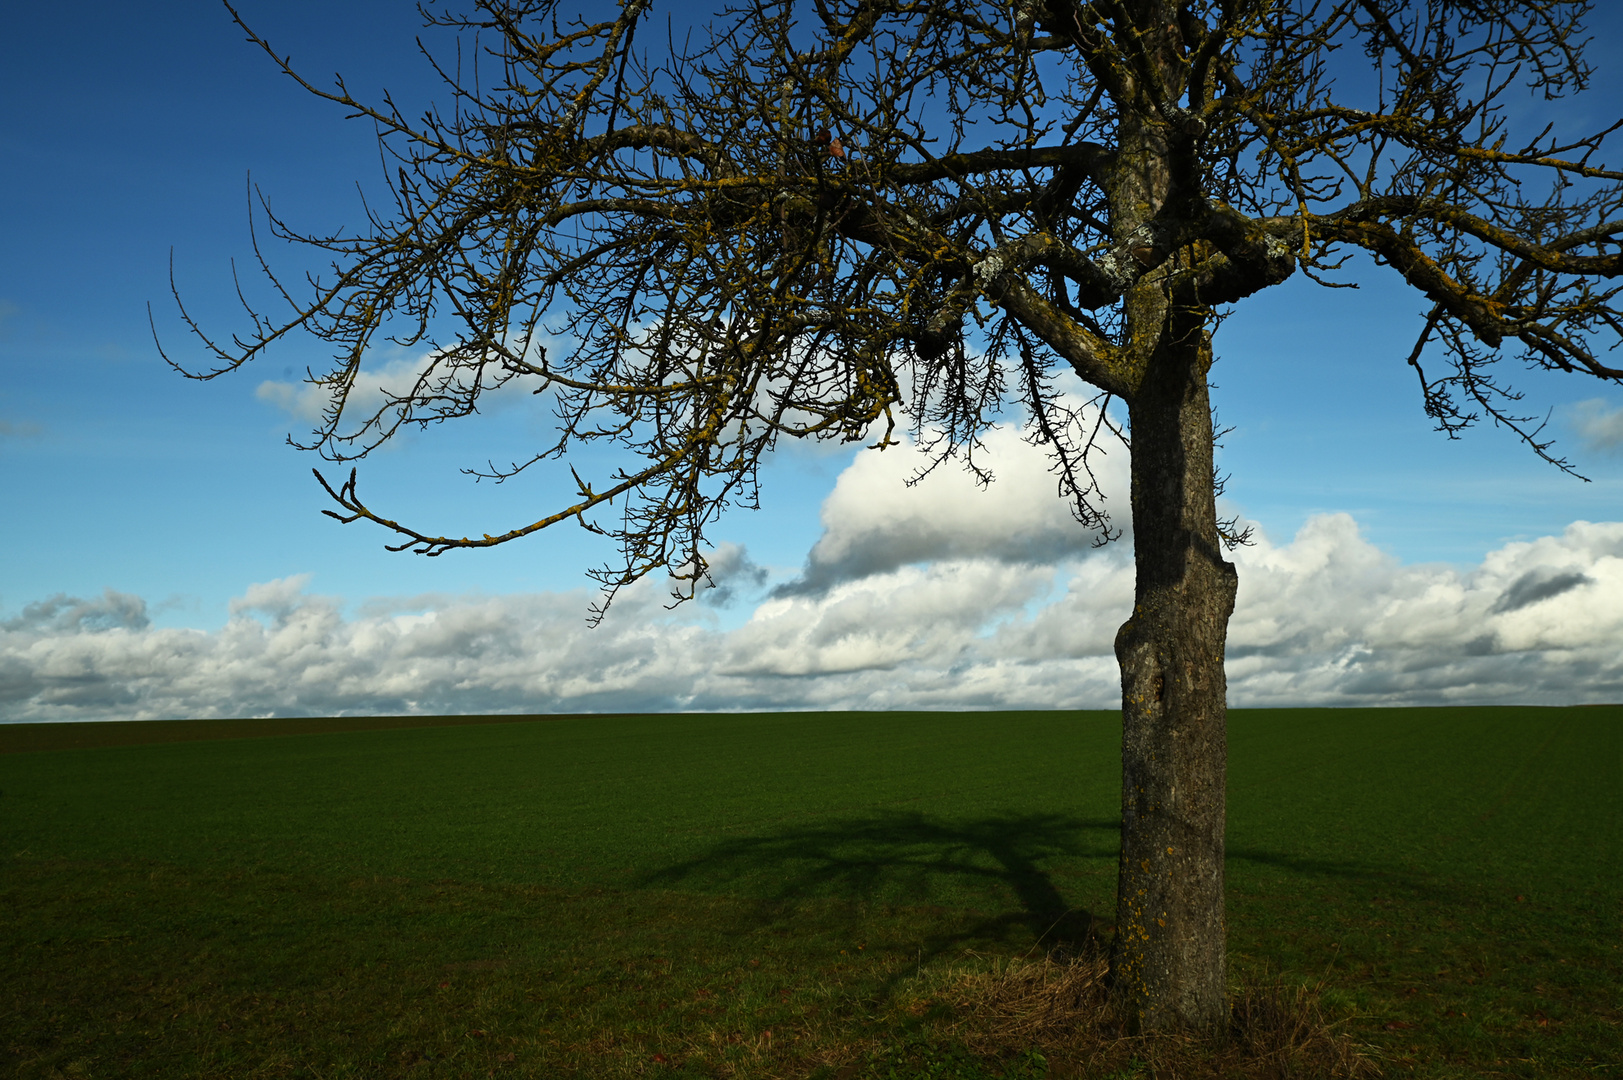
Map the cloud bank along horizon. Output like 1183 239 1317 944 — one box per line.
4 410 1621 723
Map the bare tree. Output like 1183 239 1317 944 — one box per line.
163 0 1623 1033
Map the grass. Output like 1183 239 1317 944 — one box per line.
0 706 1617 1078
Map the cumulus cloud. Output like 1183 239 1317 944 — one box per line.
669 543 769 610
2 589 150 635
1225 514 1623 705
778 418 1130 595
5 436 1623 722
1571 397 1623 453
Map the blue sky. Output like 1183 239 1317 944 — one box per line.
3 1 1622 720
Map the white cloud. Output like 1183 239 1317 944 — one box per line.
254 379 328 423
1224 515 1623 706
4 431 1623 722
779 417 1130 594
1571 397 1623 453
255 348 535 429
2 589 150 635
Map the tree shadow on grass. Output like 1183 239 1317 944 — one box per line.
636 815 1446 967
1226 846 1456 901
639 810 1121 961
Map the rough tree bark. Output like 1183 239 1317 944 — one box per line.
1112 313 1235 1033
1098 86 1236 1029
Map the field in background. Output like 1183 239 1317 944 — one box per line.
2 707 1618 1078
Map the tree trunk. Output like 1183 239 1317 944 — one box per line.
1109 309 1236 1034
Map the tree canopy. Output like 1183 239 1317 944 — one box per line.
170 1 1620 611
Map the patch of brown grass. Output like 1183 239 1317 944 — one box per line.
947 950 1116 1047
1223 976 1381 1079
935 950 1383 1079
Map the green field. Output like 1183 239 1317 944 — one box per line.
1 707 1618 1078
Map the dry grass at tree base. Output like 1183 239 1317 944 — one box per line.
916 947 1384 1080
